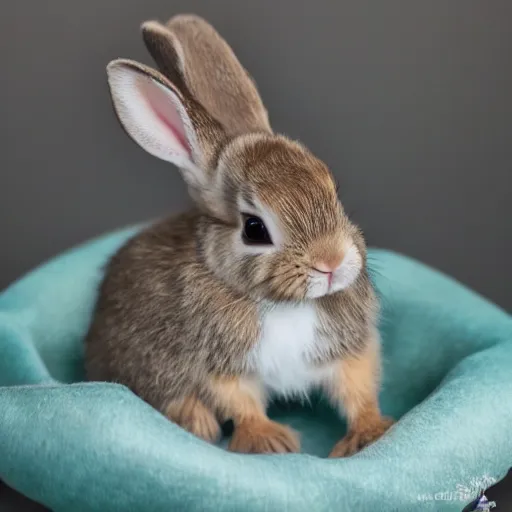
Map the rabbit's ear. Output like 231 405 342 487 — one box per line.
141 15 271 137
106 59 224 188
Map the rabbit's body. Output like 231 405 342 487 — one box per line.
87 211 374 404
87 14 394 456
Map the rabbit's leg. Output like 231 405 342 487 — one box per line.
324 336 394 457
166 395 221 443
209 375 300 454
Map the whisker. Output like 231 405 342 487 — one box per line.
249 268 295 291
285 276 307 299
271 273 301 294
251 271 302 295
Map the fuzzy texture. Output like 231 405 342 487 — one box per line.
0 227 511 511
91 13 389 455
85 211 374 408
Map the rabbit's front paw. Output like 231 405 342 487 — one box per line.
329 416 394 457
229 418 299 454
167 396 221 443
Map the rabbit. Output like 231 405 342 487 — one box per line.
85 14 394 456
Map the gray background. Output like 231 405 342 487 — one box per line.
1 1 511 310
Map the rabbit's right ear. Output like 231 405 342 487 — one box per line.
106 58 224 189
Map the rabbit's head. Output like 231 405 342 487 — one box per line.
107 15 366 301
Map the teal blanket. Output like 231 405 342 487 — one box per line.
0 227 511 512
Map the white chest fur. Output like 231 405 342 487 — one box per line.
247 302 333 397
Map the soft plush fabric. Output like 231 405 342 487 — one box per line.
0 227 511 512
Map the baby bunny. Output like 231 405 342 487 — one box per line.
85 14 394 456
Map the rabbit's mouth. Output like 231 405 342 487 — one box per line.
307 245 362 299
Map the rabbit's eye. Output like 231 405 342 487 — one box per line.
242 214 272 245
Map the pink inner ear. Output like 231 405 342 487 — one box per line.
138 78 191 156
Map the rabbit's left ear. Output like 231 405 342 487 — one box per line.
141 15 272 137
106 59 224 189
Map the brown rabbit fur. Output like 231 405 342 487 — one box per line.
85 14 394 456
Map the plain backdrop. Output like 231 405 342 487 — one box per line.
1 1 511 310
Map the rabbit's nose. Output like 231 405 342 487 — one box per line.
313 254 344 274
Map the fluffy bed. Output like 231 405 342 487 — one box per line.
0 227 511 512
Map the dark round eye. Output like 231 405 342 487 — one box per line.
242 215 272 245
